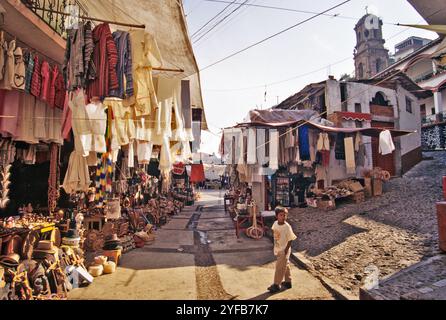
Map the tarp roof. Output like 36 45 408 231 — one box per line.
79 0 207 129
233 109 415 138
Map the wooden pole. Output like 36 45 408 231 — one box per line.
25 6 146 29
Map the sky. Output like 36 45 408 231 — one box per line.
183 0 438 155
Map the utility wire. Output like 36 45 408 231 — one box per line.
199 0 352 72
203 0 399 25
193 0 251 43
191 0 238 38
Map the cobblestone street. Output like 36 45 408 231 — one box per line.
287 151 446 296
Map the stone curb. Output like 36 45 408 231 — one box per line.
290 252 359 301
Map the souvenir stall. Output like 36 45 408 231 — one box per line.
221 109 415 214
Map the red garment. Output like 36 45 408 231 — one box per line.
40 60 51 102
173 162 185 176
54 72 66 109
190 164 205 183
321 150 330 167
87 23 119 99
48 65 59 108
30 56 42 97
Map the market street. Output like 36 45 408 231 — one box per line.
68 190 334 300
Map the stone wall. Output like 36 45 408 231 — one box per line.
421 124 446 150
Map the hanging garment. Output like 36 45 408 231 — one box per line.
148 159 160 177
48 65 59 108
190 164 205 183
335 132 346 160
30 55 41 97
24 51 34 93
62 151 91 194
344 137 356 174
61 91 72 140
155 78 180 140
0 90 20 137
0 32 5 82
321 150 330 167
379 130 395 155
181 80 193 141
317 132 330 151
104 98 136 146
87 23 119 99
85 101 107 153
0 40 15 90
64 24 85 90
159 136 172 171
309 130 317 162
137 140 153 165
40 60 51 102
12 47 25 90
269 129 279 170
237 130 245 165
191 121 201 153
84 21 96 83
256 128 266 165
135 116 153 142
34 100 47 141
14 93 38 144
298 125 310 161
69 89 92 155
45 103 63 144
172 162 185 176
247 128 257 164
109 30 133 99
125 30 162 117
54 71 66 109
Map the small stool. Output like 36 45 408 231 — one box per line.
103 249 122 265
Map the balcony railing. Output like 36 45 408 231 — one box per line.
21 0 88 39
422 112 446 125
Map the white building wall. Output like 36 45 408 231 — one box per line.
405 58 433 81
396 85 422 156
326 79 343 113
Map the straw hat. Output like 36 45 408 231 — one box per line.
88 264 103 277
103 261 116 274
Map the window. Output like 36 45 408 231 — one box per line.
340 83 348 112
371 92 389 106
358 63 364 79
375 59 382 73
355 103 362 113
406 97 413 113
432 107 436 115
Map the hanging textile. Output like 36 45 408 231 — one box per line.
335 132 346 160
256 128 266 165
317 132 330 151
269 129 279 170
237 130 245 165
379 130 395 155
298 125 310 161
95 152 113 206
12 46 26 90
173 162 185 176
62 151 91 194
48 143 60 213
109 30 134 99
247 128 257 165
0 40 15 90
190 163 205 183
181 80 193 141
344 137 356 174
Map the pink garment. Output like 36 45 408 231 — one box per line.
0 89 20 136
40 61 51 102
61 91 72 140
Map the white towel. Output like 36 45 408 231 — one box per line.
344 137 356 174
237 130 245 164
256 129 266 165
379 130 395 155
247 128 257 164
269 130 279 170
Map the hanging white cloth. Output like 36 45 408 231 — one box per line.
269 129 279 170
256 129 266 165
237 130 245 165
379 130 395 155
247 128 257 165
62 151 91 194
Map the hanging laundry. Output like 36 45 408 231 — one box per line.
30 55 41 97
24 51 34 93
355 132 362 152
104 98 136 146
356 143 367 167
335 132 346 160
256 128 266 165
87 23 119 99
109 30 133 99
344 137 356 174
69 89 92 156
269 129 279 170
14 93 38 144
85 100 107 153
181 80 193 141
64 24 86 90
237 130 245 165
62 151 91 194
317 132 330 151
379 130 395 155
12 47 25 90
84 21 96 83
247 128 257 164
298 125 310 161
0 40 15 90
190 164 205 183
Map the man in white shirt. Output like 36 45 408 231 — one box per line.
268 206 297 293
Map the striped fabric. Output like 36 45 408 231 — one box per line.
109 31 134 98
30 55 42 97
24 52 34 93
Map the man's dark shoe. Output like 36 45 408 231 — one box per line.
267 284 280 293
281 282 292 290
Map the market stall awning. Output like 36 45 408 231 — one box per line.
238 109 319 127
78 0 207 129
